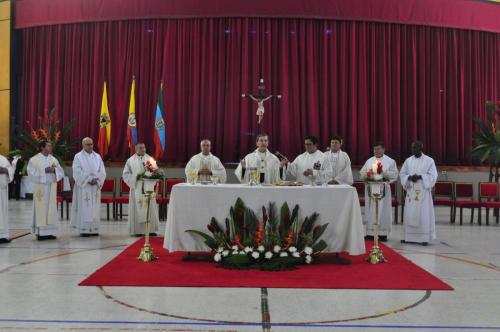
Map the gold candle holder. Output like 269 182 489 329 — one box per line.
367 182 387 264
138 181 158 262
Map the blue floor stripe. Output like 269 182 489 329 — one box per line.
0 318 499 330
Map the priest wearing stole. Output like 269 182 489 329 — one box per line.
400 141 437 246
325 135 353 185
27 141 64 240
70 137 106 236
235 133 281 184
359 141 398 242
123 143 160 236
185 139 227 184
0 154 15 243
281 135 332 184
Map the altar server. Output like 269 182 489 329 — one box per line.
0 154 15 243
27 141 64 240
123 143 160 235
359 141 399 241
400 141 438 246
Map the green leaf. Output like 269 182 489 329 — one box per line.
185 230 217 249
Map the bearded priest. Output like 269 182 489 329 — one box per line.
123 143 160 236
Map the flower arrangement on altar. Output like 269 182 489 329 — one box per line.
136 158 165 181
9 108 75 168
185 198 329 271
361 160 390 182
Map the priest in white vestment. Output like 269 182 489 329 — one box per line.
235 134 281 184
400 141 438 245
359 142 399 241
325 135 353 185
70 138 106 236
0 154 16 243
123 143 160 236
27 141 64 240
185 139 227 184
282 135 332 184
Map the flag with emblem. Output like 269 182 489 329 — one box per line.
127 77 138 156
153 81 166 159
97 81 111 158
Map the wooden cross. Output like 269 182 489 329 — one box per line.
242 78 281 132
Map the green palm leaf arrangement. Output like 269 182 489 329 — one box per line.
8 108 76 170
184 198 329 271
471 101 500 182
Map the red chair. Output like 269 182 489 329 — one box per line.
155 181 169 220
162 178 185 219
433 181 454 223
454 183 480 225
478 182 500 225
63 180 74 220
56 180 65 220
114 178 130 219
352 182 365 207
390 182 399 224
100 178 116 220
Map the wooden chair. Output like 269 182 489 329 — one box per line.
114 178 130 219
433 181 454 223
478 182 500 225
352 182 365 207
453 183 480 225
390 182 399 224
100 178 116 220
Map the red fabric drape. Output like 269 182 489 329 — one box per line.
15 0 500 33
19 19 500 164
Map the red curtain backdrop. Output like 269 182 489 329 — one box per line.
15 0 500 33
19 18 500 164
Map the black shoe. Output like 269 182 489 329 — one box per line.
379 236 388 242
149 233 157 237
0 238 11 243
401 240 407 243
364 235 374 240
81 233 99 237
421 242 428 246
37 235 57 241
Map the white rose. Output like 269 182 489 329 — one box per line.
304 247 313 255
222 250 230 257
251 252 260 259
265 252 273 260
231 245 238 251
273 245 281 253
288 246 297 253
305 255 312 264
214 253 222 262
244 246 253 253
292 252 300 258
217 247 224 253
280 252 288 257
239 251 246 255
232 250 239 255
257 245 265 252
145 171 153 177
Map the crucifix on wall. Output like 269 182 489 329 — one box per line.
241 78 282 131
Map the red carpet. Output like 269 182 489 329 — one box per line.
80 237 452 290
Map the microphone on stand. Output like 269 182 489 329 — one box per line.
275 151 287 161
